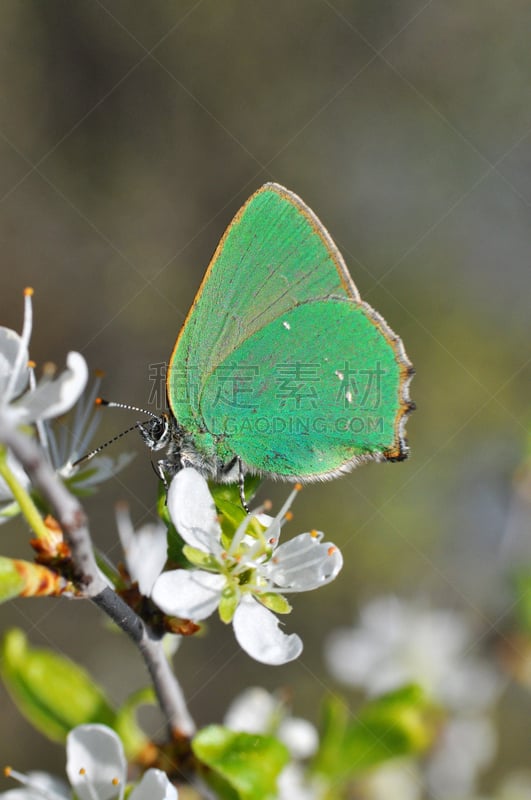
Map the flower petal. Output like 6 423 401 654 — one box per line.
129 769 178 800
0 770 70 799
0 327 29 398
66 724 126 800
278 717 319 759
263 532 343 591
116 509 167 596
152 569 224 620
14 352 89 424
167 468 222 553
63 453 135 488
232 595 303 665
224 687 279 734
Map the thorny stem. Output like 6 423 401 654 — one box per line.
0 423 195 739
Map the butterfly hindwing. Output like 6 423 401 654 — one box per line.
198 298 407 478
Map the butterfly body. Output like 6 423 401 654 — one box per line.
142 183 414 493
139 412 241 484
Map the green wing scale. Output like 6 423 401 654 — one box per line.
167 183 414 481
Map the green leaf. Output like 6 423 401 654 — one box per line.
0 557 26 602
192 725 289 800
0 500 21 520
312 694 350 778
513 568 531 634
182 545 219 571
64 465 105 497
210 476 262 537
219 585 238 623
115 686 156 759
314 685 434 781
256 592 292 614
1 629 115 742
157 483 188 567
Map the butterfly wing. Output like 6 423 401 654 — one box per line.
198 297 411 478
167 183 413 476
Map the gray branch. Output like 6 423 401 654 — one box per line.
0 422 195 738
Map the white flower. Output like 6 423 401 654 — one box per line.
151 469 343 665
224 687 321 800
425 716 497 799
325 595 500 713
1 723 177 800
0 289 88 430
43 371 134 493
355 760 422 800
116 504 167 595
224 687 318 759
325 596 502 798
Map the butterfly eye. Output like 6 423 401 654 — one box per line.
138 415 171 451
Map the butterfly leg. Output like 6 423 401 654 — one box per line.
152 459 169 493
237 457 249 513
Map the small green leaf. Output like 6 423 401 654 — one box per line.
0 500 21 520
219 584 239 623
513 569 531 634
314 685 434 781
1 629 115 742
210 476 262 537
157 484 188 567
0 557 26 602
115 686 156 759
193 725 289 800
256 592 292 614
64 466 105 496
183 545 219 571
312 694 350 778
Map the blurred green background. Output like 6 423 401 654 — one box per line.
0 1 529 792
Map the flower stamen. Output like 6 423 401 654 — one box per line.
3 764 66 800
5 288 33 401
77 766 102 800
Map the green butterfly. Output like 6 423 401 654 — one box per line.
140 183 414 505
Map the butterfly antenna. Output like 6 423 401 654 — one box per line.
95 398 160 419
71 398 159 468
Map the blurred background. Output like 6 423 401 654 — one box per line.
0 2 529 795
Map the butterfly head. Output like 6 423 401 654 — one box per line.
137 411 174 452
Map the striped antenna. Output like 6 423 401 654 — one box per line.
71 398 158 468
